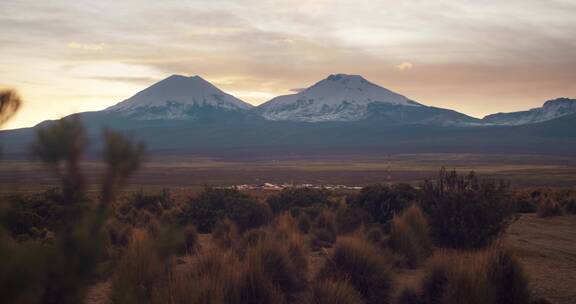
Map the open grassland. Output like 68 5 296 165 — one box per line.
2 154 576 194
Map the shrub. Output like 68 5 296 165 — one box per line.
335 206 369 234
420 169 515 249
349 183 418 224
182 187 270 233
389 205 432 268
131 190 174 215
213 219 240 249
267 187 330 214
304 279 364 304
2 191 66 238
536 198 563 217
318 237 394 304
511 191 537 213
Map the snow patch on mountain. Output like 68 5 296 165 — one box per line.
107 75 252 120
482 98 576 125
255 74 421 122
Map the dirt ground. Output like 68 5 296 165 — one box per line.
85 214 576 304
507 214 576 304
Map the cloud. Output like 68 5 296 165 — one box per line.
395 62 414 71
67 42 105 51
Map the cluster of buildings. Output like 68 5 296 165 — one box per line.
230 183 363 191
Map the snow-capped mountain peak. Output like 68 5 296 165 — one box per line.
482 97 576 125
255 73 421 122
107 75 252 120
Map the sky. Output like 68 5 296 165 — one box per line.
1 0 575 129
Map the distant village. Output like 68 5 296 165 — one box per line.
225 183 363 191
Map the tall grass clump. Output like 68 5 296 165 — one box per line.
212 218 240 249
242 237 308 302
311 210 337 249
417 246 531 304
420 168 515 249
304 279 364 304
110 235 164 304
389 205 432 268
318 237 394 304
178 224 200 254
154 250 242 304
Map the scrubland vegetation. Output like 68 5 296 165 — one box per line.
1 89 575 303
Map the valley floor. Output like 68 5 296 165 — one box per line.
3 153 576 191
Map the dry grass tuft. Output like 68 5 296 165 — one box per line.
318 237 394 304
389 205 432 268
418 246 531 304
212 218 240 249
304 279 364 304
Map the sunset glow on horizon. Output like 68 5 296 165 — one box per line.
1 0 575 129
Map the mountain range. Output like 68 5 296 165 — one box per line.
1 74 575 158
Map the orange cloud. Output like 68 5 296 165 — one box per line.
67 42 105 51
395 62 414 71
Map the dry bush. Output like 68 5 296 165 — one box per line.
318 237 394 304
267 187 331 214
183 187 270 233
536 198 563 217
418 246 530 304
420 169 515 249
304 279 364 304
349 183 418 224
389 205 432 268
212 218 240 249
